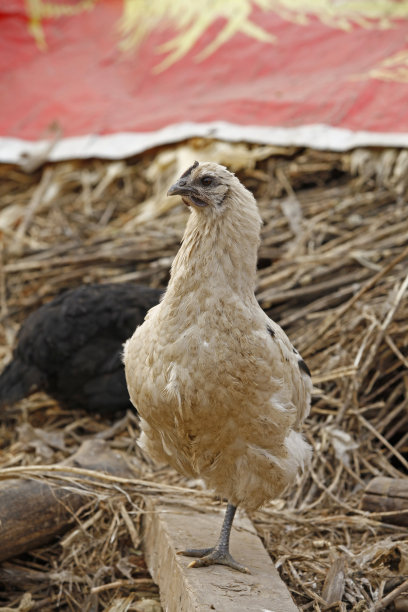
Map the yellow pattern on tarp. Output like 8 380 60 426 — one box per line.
119 0 276 72
265 0 408 30
25 0 97 50
364 49 408 83
24 0 408 78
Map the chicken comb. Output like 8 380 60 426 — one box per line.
180 160 199 179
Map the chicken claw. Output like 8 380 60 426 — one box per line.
178 547 250 574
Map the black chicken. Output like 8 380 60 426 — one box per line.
0 283 162 414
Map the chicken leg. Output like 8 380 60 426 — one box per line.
178 503 250 574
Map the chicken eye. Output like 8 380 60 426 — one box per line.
201 175 213 187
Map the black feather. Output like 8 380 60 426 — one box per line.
298 359 311 377
180 160 199 178
267 325 275 338
0 283 162 415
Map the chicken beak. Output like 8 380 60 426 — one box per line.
167 181 189 197
167 180 208 208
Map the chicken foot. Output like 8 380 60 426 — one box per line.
177 503 250 574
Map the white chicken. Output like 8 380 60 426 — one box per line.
124 161 312 573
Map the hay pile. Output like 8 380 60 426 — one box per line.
0 141 407 611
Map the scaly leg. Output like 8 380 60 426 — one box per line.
178 503 250 574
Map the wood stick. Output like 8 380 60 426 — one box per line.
322 555 346 606
0 439 135 563
372 578 408 612
361 477 408 528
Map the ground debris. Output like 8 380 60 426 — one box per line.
0 140 407 610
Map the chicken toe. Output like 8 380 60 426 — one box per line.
181 547 250 574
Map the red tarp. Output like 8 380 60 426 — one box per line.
1 0 408 160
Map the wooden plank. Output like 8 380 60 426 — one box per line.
143 499 298 612
364 477 408 499
361 477 408 528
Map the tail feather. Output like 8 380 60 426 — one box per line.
0 359 44 408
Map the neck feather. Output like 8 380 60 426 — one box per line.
167 191 261 301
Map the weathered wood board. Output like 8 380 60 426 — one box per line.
361 477 408 527
144 500 299 612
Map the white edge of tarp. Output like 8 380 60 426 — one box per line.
1 121 408 163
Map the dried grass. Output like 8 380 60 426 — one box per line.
0 140 407 611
